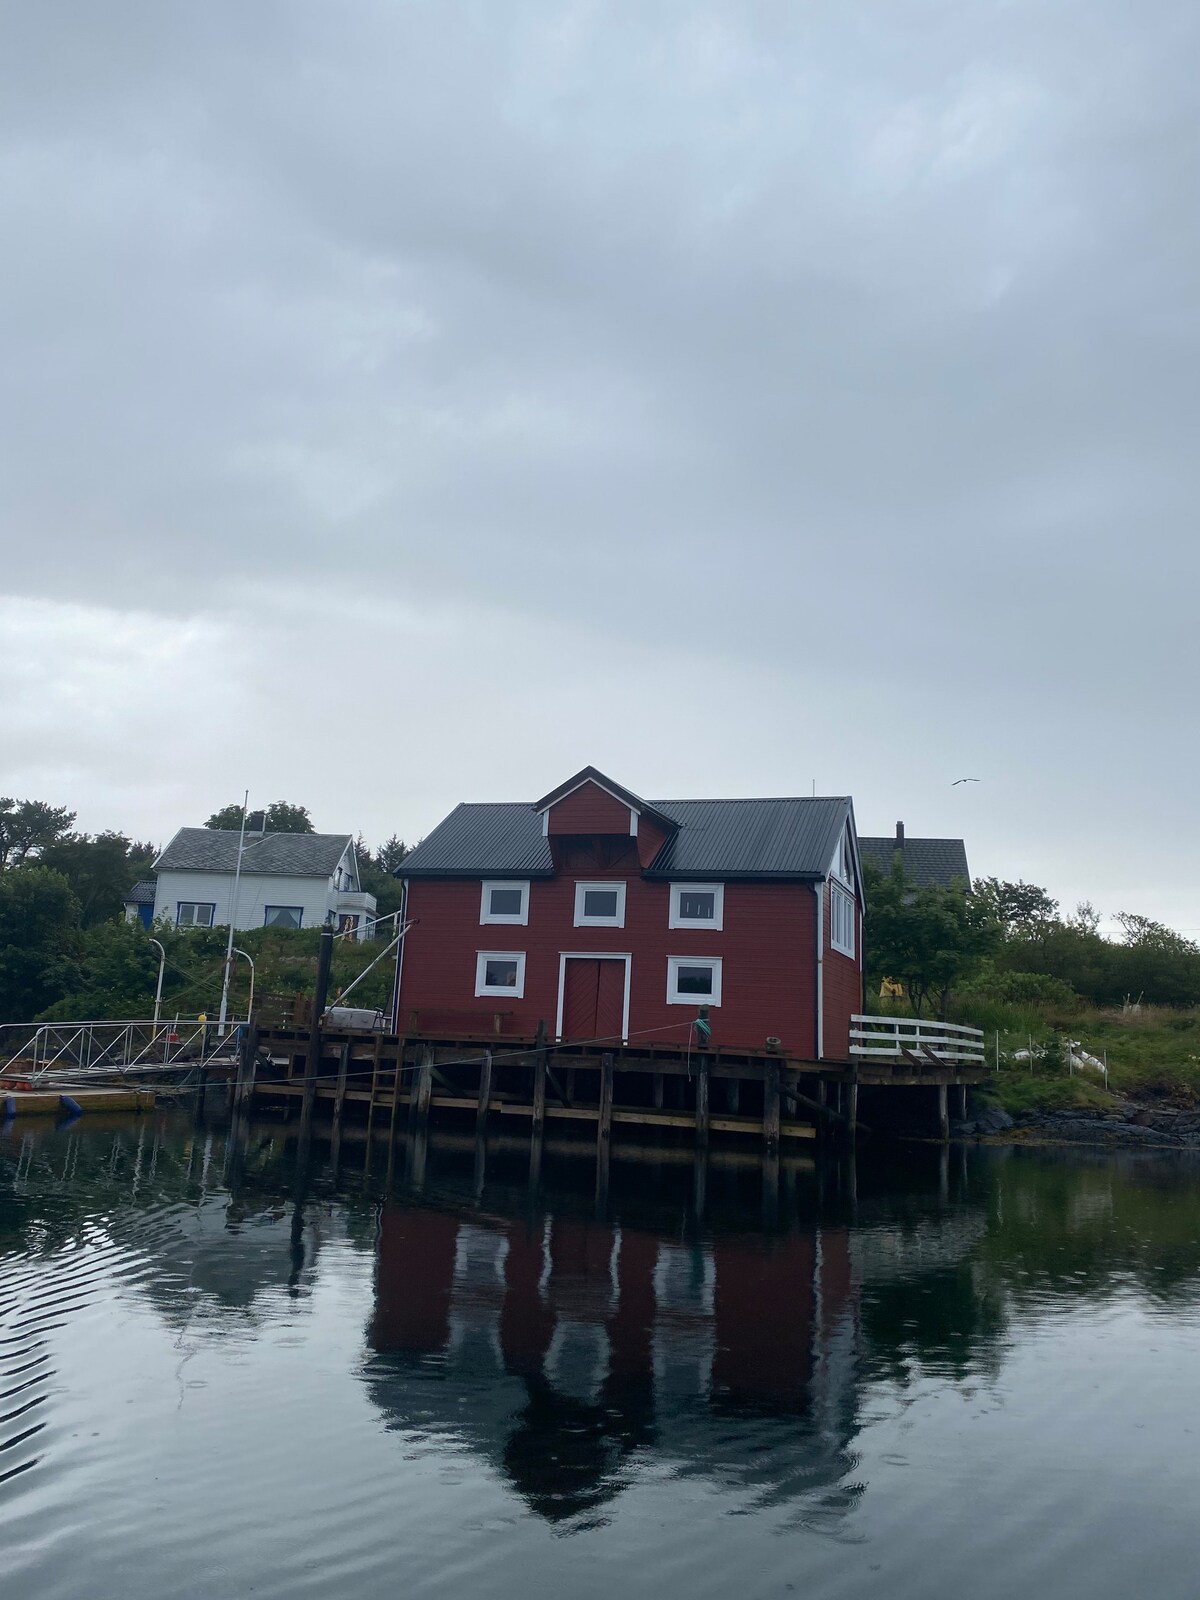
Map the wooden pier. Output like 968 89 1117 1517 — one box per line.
241 1011 988 1154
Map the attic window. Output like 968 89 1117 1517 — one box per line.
669 883 724 931
480 880 529 926
837 830 854 886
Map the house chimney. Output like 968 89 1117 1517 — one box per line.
895 821 905 848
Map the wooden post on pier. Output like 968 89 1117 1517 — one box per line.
763 1060 781 1156
847 1080 859 1141
694 1060 710 1148
414 1046 434 1131
333 1041 350 1127
234 1025 259 1117
475 1049 493 1139
653 1072 664 1110
596 1051 614 1212
726 1077 740 1114
955 1082 968 1120
301 924 335 1131
532 1031 548 1143
936 1082 950 1143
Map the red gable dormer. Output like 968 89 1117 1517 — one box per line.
533 767 676 871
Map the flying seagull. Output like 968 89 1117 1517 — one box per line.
951 777 981 786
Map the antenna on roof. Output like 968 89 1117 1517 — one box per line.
812 779 816 797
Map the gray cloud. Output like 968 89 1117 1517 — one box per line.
1 0 1198 928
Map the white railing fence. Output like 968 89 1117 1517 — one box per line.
1 1017 250 1083
850 1014 986 1067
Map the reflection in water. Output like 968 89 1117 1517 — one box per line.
4 1118 1200 1599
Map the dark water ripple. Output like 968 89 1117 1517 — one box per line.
3 1120 1200 1598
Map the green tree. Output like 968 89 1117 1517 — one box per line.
40 831 156 928
973 877 1059 934
205 801 315 833
864 861 1001 1017
0 798 76 867
0 866 81 1024
36 918 161 1021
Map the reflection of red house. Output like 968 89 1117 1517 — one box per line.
367 1203 856 1420
395 766 865 1059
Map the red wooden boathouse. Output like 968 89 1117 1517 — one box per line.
392 767 865 1062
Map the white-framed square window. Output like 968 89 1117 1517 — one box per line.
830 884 855 957
573 881 626 928
264 905 303 929
176 902 215 929
475 950 527 998
480 880 529 925
666 956 723 1006
668 882 724 931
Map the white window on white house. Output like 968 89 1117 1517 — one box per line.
264 905 304 929
176 902 215 929
666 956 723 1006
574 881 627 928
830 884 855 957
475 951 527 998
668 883 724 931
480 880 530 925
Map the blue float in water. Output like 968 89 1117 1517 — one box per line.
2 1095 14 1121
59 1095 83 1119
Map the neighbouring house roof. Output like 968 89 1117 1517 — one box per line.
153 829 353 878
859 834 970 890
123 880 157 906
400 796 853 881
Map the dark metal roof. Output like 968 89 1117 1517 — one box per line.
154 828 353 878
859 836 971 890
123 880 157 905
400 796 852 881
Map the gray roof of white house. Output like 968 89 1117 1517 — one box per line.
400 796 853 881
859 836 971 890
123 879 157 905
154 829 353 878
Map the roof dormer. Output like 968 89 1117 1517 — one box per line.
533 767 676 872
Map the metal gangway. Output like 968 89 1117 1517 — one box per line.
0 1016 251 1086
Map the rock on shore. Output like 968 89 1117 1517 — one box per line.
953 1097 1200 1148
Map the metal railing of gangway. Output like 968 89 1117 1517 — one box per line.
0 1016 251 1083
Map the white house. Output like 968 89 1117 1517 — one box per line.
150 828 377 939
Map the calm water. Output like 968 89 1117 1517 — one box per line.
3 1114 1200 1599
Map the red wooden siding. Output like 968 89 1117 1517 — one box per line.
636 816 670 868
545 780 635 837
400 875 820 1054
821 881 863 1060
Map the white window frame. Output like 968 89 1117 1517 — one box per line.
668 882 724 931
475 950 527 998
573 880 627 928
479 879 530 926
263 904 304 929
176 902 215 929
834 827 854 888
830 883 855 958
666 955 723 1006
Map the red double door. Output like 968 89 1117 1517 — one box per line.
560 958 626 1044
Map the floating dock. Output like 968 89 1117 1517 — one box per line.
2 1087 157 1118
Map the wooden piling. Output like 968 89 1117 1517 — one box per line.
475 1049 493 1140
595 1052 614 1212
653 1073 664 1110
763 1061 781 1156
726 1077 740 1114
694 1062 710 1148
937 1082 949 1143
333 1041 350 1126
414 1046 434 1130
532 1047 547 1140
301 925 335 1129
847 1080 859 1141
955 1082 968 1120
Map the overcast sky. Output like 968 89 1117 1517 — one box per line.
2 1 1197 932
